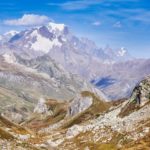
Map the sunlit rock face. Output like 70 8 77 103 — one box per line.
67 94 93 116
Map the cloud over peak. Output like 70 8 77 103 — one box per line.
4 14 50 26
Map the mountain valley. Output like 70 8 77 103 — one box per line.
0 21 150 150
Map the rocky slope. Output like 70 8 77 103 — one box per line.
0 90 110 149
0 52 106 123
36 76 150 150
0 76 150 149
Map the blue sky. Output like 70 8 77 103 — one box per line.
0 0 150 58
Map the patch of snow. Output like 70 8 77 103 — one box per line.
3 53 16 64
4 30 19 37
61 37 67 42
47 22 65 32
117 47 127 57
30 30 62 53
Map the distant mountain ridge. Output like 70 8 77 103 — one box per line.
0 22 132 62
0 21 150 100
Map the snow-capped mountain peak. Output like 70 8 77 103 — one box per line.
117 47 127 57
7 22 66 54
47 22 66 32
4 30 19 37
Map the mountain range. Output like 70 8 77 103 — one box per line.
0 21 150 150
0 22 150 100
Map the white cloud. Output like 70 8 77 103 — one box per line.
113 21 122 28
92 21 101 26
4 14 50 26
